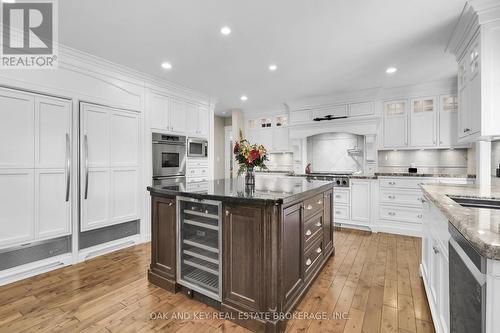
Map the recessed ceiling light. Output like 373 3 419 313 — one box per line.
220 26 231 36
2 0 16 3
386 67 398 74
269 64 277 71
161 62 172 70
240 95 248 101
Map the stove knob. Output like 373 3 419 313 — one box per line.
336 180 341 185
342 180 347 186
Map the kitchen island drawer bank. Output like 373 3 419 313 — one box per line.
147 176 335 332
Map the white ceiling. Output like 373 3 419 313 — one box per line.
59 0 464 115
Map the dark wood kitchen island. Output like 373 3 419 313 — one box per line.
147 176 334 333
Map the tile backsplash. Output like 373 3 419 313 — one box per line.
378 149 468 174
266 152 293 171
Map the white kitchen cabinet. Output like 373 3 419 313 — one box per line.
349 102 373 117
170 99 186 133
439 95 459 147
198 105 209 137
290 110 311 124
312 104 347 119
410 97 437 147
383 100 408 148
350 180 370 224
0 89 34 169
0 170 35 248
150 93 187 134
81 103 140 232
185 103 209 137
271 127 290 152
0 89 72 248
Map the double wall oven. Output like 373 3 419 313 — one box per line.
152 133 186 189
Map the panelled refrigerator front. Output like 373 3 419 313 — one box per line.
0 86 142 279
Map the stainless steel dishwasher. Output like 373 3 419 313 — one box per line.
448 222 486 333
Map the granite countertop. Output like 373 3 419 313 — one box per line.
421 179 500 260
376 172 476 178
148 175 333 204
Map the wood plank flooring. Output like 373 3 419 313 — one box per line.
0 229 434 333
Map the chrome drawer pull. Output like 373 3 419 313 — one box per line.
417 214 422 219
317 200 322 205
316 247 322 254
335 211 341 214
335 195 341 199
388 181 396 185
315 222 322 227
306 204 313 210
388 212 396 216
388 195 395 199
305 229 312 236
432 246 439 254
305 259 312 266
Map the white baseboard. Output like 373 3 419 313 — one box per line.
0 253 73 287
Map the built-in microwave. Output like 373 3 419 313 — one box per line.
187 138 208 157
152 134 186 177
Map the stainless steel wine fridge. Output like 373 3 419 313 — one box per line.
176 196 222 301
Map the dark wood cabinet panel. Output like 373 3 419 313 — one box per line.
323 190 333 253
282 203 304 309
223 205 263 312
148 196 177 291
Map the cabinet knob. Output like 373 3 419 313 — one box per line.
432 245 439 254
316 247 322 254
417 214 422 219
305 229 312 236
388 212 396 216
335 195 341 199
315 222 322 227
168 202 173 206
305 259 312 266
317 200 322 205
388 181 396 185
306 204 313 210
225 210 229 216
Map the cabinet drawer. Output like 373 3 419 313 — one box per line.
187 159 208 168
333 188 350 205
304 213 323 249
304 234 323 279
187 167 208 177
379 177 435 189
303 194 324 219
379 205 423 224
333 204 350 221
380 188 423 206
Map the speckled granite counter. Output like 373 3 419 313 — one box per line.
421 179 500 260
376 172 476 178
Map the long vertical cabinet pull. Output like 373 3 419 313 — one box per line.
84 134 89 199
65 133 71 202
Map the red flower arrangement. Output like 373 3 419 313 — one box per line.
233 138 268 175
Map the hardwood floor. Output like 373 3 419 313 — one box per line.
0 229 434 333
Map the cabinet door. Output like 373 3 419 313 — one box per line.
83 105 109 168
150 196 176 281
312 104 347 119
349 102 373 117
410 97 437 147
170 98 186 133
184 102 199 135
282 203 304 309
383 101 407 148
257 129 273 147
35 96 71 168
439 95 458 147
468 37 481 136
150 94 168 130
0 89 34 169
350 181 370 223
223 205 263 311
35 169 70 239
198 106 209 137
0 170 35 248
272 127 289 151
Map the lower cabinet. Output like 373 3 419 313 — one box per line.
223 204 263 312
421 197 450 333
149 196 177 290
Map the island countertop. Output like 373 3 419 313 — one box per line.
147 175 334 204
421 178 500 260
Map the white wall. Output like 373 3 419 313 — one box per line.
492 140 500 176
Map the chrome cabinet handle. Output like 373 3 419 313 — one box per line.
305 258 312 266
388 195 395 199
315 221 322 227
305 229 312 236
388 181 396 185
306 204 313 210
65 133 70 202
464 128 470 133
388 212 396 216
225 210 229 216
316 247 322 254
335 211 341 214
335 195 341 199
432 245 439 254
168 202 173 207
317 200 322 205
84 134 89 200
417 214 422 219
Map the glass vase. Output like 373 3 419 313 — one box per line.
245 167 255 185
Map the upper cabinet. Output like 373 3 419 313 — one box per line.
439 95 459 147
447 3 500 142
289 101 374 125
383 100 408 149
245 115 290 152
409 97 437 147
150 92 209 138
